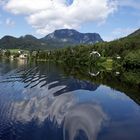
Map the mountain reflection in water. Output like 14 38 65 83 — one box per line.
0 59 140 140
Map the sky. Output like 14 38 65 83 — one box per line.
0 0 140 41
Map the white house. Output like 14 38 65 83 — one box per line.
90 51 101 57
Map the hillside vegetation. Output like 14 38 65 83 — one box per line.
1 29 140 69
34 28 140 68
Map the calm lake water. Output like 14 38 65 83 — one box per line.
0 59 140 140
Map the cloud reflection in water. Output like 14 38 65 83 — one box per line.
0 62 106 140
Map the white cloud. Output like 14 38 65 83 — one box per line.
5 18 15 26
3 0 118 35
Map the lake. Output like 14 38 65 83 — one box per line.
0 59 140 140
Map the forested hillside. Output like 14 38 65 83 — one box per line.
34 28 140 68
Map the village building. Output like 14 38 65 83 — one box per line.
90 51 101 58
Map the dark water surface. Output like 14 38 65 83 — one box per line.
0 59 140 140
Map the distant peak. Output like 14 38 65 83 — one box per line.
1 35 17 40
20 35 37 40
54 29 79 33
42 28 103 44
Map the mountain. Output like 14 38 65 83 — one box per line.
0 35 47 50
0 29 103 50
128 28 140 37
20 35 38 41
41 29 103 48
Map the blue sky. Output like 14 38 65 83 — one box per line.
0 0 140 41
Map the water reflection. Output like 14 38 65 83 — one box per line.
0 62 99 95
0 60 105 140
0 59 140 140
63 103 107 140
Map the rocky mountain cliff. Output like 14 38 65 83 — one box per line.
41 29 103 45
0 29 103 50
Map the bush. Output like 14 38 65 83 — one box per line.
123 50 140 68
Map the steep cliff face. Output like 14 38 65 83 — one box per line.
42 29 103 45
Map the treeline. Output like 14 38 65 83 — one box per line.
62 65 140 104
29 33 140 68
1 31 140 69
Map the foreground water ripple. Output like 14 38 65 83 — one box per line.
0 60 140 140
